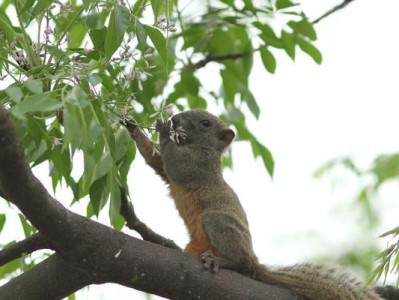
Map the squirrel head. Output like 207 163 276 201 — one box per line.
171 110 235 152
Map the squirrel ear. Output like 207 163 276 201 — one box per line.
219 128 235 147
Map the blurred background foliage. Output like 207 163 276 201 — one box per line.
315 154 399 284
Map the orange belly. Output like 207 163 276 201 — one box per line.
169 181 212 257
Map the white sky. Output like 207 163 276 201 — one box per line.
1 1 399 299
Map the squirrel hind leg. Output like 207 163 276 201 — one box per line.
201 212 258 274
200 250 244 273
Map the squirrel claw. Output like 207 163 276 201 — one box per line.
200 250 219 273
120 118 137 131
155 119 171 138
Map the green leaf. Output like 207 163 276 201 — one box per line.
89 28 107 53
258 143 274 177
85 74 102 86
82 0 91 11
288 17 317 41
372 153 399 187
85 13 103 30
249 138 274 177
181 72 200 95
132 0 147 17
104 4 131 59
109 179 124 230
70 23 87 48
243 90 260 119
11 92 63 119
119 140 136 184
63 104 84 149
0 258 20 278
19 0 36 15
5 86 23 102
0 214 5 232
220 0 234 5
242 0 256 12
220 68 242 105
51 146 72 180
235 123 274 177
93 152 114 182
65 85 89 107
30 0 55 21
228 107 246 125
144 25 168 68
259 47 276 74
89 175 109 216
115 128 130 161
254 23 283 49
18 214 33 237
187 94 207 110
136 20 147 52
208 29 235 56
24 79 43 93
281 30 295 60
68 293 77 300
253 22 276 38
276 0 297 9
150 0 163 21
0 12 16 42
295 37 322 64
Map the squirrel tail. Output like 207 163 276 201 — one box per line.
252 263 382 300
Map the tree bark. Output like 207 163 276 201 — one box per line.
0 255 93 300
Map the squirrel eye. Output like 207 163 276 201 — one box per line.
199 120 211 128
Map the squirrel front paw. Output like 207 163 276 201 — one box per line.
120 117 137 132
155 119 171 139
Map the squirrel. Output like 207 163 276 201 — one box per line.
123 110 382 300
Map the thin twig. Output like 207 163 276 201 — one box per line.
119 187 181 251
184 52 250 71
0 233 53 267
312 0 356 24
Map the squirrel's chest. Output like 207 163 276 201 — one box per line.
169 181 212 256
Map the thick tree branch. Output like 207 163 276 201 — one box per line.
0 233 52 267
0 229 297 300
0 254 94 300
0 105 68 246
119 187 181 251
312 0 356 24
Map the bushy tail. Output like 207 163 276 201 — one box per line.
252 263 382 300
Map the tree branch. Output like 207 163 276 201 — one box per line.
0 254 94 300
0 233 52 267
312 0 356 24
184 52 249 71
119 187 181 251
0 105 68 246
0 231 297 300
